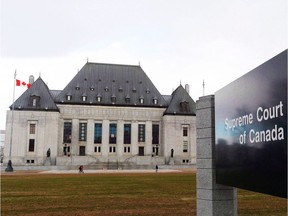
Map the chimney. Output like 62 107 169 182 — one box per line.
29 75 34 85
185 84 190 94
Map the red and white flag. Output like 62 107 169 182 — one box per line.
16 79 31 88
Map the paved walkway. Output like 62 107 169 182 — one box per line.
40 169 183 174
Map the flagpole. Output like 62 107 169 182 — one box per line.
203 80 205 96
6 70 16 172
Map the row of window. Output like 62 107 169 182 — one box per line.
66 94 159 104
63 122 160 145
27 123 189 154
75 85 152 94
30 123 188 148
64 145 157 155
93 145 159 154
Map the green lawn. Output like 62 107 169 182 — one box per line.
1 172 287 216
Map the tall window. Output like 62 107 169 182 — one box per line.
94 123 102 144
138 124 145 142
109 123 117 144
124 124 131 144
183 141 188 152
63 122 72 143
79 123 87 141
183 126 189 152
152 124 159 144
30 124 36 134
183 127 188 136
29 139 35 152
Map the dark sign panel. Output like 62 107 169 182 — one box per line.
215 50 287 198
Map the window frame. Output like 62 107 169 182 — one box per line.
138 124 145 142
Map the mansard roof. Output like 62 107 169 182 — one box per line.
10 77 59 112
9 63 197 116
55 62 168 107
163 85 196 116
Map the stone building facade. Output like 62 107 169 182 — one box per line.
4 63 196 167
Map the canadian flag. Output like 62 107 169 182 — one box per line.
16 79 31 88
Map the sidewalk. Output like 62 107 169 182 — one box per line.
40 169 183 174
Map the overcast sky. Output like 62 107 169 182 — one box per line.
0 0 287 130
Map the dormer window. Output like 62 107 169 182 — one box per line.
111 95 116 103
90 87 95 91
96 95 102 102
67 95 72 101
153 98 158 104
180 101 190 112
139 97 144 104
32 98 37 106
29 95 40 107
132 88 136 93
82 92 87 102
146 89 150 94
118 87 123 92
104 86 109 92
75 85 80 90
125 95 130 103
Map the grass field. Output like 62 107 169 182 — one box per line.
1 171 287 216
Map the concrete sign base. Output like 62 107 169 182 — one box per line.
196 95 237 216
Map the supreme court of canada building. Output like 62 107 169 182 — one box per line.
4 62 196 167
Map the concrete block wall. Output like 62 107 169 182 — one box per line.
196 95 237 216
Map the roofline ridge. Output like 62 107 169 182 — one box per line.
86 62 140 68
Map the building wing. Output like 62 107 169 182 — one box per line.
10 77 59 112
164 85 196 115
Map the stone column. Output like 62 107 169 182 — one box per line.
117 120 124 157
71 119 79 156
86 119 94 155
145 121 152 155
196 95 237 216
131 121 138 155
102 120 109 157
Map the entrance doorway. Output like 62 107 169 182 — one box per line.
79 146 86 156
138 146 144 156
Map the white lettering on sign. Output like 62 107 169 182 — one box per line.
249 125 284 143
225 114 253 131
257 101 284 122
224 101 285 144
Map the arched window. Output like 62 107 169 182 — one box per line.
111 95 116 103
96 95 102 102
